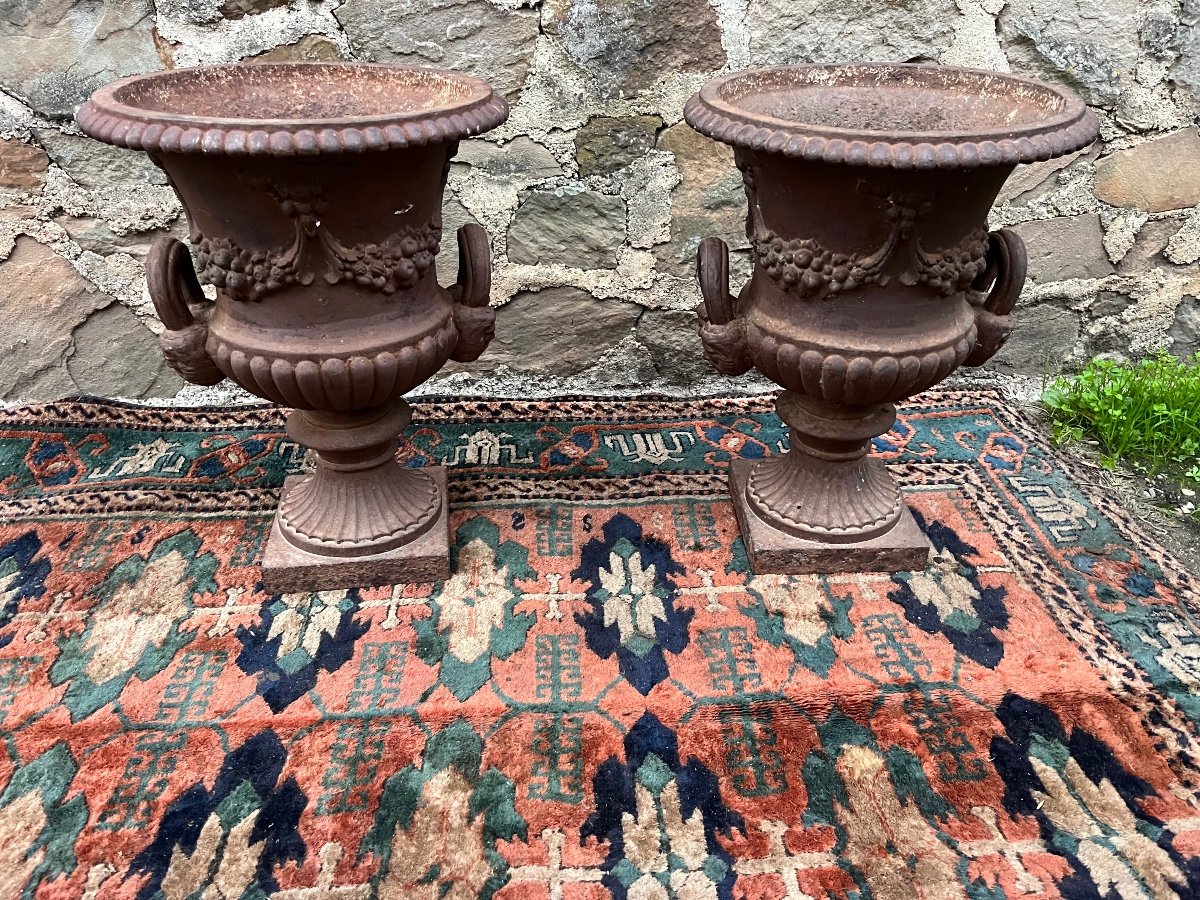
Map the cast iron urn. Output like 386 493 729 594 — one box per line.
77 63 508 590
684 64 1098 573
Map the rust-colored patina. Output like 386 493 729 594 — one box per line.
686 64 1098 574
78 62 509 590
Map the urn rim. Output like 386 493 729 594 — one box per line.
76 62 509 156
684 63 1098 169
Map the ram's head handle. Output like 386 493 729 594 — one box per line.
696 236 753 376
964 229 1027 367
147 237 225 386
448 223 496 363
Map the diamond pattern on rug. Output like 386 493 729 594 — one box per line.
0 392 1197 898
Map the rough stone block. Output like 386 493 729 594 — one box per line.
67 304 183 398
456 137 562 180
543 0 725 99
451 287 642 377
335 0 538 101
0 138 49 190
636 309 711 387
0 236 181 400
248 35 343 63
34 127 167 189
989 304 1082 374
576 116 662 177
748 0 960 67
1011 214 1114 282
1095 128 1200 213
999 0 1139 107
655 122 746 277
507 189 626 269
1170 295 1200 359
0 0 161 118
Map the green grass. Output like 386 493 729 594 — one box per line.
1041 354 1200 501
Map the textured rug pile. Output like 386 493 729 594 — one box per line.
0 392 1198 899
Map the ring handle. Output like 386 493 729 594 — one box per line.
448 223 496 363
148 237 225 386
964 228 1027 367
696 236 753 376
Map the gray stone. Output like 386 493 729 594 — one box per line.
576 116 662 177
1169 295 1200 359
67 304 183 397
1170 0 1200 99
1090 291 1134 318
995 151 1085 206
248 35 344 63
54 215 187 258
0 237 109 399
507 190 626 269
455 287 642 376
1010 214 1114 282
1083 321 1132 357
999 0 1139 108
0 138 49 190
1095 129 1200 214
748 0 959 67
989 304 1081 374
543 0 725 99
655 121 746 277
1117 218 1190 274
34 128 167 190
636 309 709 386
1141 2 1180 61
334 0 539 101
0 0 161 119
456 137 562 180
219 0 290 18
434 196 481 287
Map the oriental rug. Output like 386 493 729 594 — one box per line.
0 392 1198 899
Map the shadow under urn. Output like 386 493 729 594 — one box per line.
686 64 1098 574
77 63 508 591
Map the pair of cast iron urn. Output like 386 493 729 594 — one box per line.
77 62 1098 591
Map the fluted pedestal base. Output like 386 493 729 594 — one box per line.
263 468 450 592
260 399 450 592
730 459 930 574
730 391 931 574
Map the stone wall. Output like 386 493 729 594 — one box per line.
1 0 1198 402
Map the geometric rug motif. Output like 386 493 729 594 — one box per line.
0 391 1198 899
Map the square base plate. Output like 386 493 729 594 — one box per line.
729 459 932 575
261 467 450 593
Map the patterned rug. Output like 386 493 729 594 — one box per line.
1 392 1199 900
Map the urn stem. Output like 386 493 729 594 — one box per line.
744 392 904 544
276 399 441 559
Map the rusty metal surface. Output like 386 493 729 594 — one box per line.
689 63 1097 573
78 62 508 588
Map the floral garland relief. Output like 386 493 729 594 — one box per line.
193 187 441 302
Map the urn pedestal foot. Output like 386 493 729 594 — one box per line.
731 392 931 574
262 468 450 592
261 399 451 592
730 459 930 574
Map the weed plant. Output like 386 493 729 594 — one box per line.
1042 354 1200 516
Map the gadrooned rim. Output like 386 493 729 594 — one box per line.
683 64 1099 169
76 62 510 156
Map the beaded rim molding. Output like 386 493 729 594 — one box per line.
685 63 1099 170
76 62 510 156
